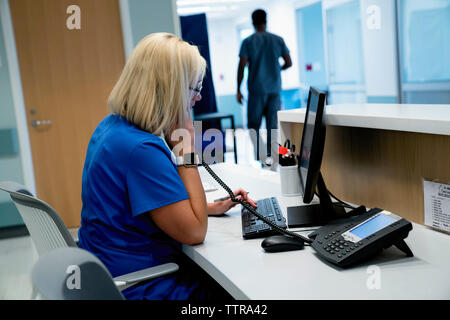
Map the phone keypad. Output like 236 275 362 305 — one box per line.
323 237 364 258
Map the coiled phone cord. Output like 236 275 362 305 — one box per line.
202 160 313 245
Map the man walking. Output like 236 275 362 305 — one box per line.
237 9 292 166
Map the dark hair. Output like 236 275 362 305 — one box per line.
252 9 266 26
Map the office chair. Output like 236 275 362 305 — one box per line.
32 247 124 300
0 181 179 293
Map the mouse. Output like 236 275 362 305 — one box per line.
261 235 304 253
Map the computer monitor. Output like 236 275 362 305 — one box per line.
298 87 326 203
286 87 346 227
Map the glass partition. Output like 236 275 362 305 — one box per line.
398 0 450 103
325 0 365 103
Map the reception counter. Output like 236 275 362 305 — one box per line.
278 104 450 226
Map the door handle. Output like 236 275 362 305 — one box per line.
31 120 52 127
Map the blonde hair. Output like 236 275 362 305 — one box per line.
107 33 206 135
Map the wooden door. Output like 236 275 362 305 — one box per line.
10 0 125 227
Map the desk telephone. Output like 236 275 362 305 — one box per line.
308 208 413 267
202 161 414 268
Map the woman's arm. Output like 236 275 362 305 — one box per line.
149 166 207 245
148 95 256 244
150 107 209 245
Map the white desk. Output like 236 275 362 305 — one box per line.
183 163 450 300
278 103 450 136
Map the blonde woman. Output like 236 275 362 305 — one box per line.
77 33 256 300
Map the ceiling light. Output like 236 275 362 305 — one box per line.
177 0 249 7
177 5 229 15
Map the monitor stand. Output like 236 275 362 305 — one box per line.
287 172 347 228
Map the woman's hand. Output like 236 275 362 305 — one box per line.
167 80 202 156
167 109 195 156
207 189 257 216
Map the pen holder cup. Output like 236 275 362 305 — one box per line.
280 165 301 197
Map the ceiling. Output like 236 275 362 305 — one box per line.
176 0 272 19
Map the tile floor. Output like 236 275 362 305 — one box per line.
0 235 37 299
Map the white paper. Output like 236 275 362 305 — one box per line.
423 180 450 232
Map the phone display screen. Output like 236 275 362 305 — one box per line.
349 214 395 239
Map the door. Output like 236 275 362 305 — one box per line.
10 0 125 227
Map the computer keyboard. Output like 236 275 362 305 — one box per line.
241 197 287 239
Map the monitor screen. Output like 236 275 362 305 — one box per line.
299 92 318 191
289 87 345 227
298 87 326 203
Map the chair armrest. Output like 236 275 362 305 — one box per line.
113 263 179 291
0 181 34 196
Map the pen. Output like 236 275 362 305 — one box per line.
214 193 250 202
214 195 230 202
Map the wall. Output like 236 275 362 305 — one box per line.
120 0 180 57
296 1 327 90
323 0 366 104
266 0 300 90
0 2 25 228
207 17 240 96
360 0 399 103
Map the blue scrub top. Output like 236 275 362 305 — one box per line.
239 31 290 94
78 114 196 299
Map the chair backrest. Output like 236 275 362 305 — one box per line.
0 181 77 256
32 247 124 300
